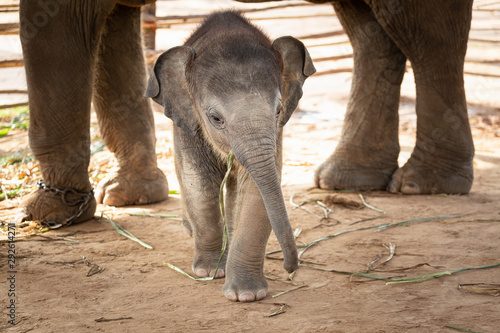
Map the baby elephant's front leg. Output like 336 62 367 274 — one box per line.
184 186 226 279
175 133 226 278
223 180 272 302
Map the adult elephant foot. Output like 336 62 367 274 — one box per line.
18 186 96 227
315 148 398 191
223 274 268 302
95 166 169 206
388 156 473 195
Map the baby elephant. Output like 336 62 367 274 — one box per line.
146 11 315 302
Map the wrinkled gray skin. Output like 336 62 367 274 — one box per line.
18 0 167 224
145 11 315 302
19 0 473 227
237 0 475 194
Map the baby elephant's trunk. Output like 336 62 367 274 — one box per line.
231 139 299 273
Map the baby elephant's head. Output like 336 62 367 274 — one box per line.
145 35 315 273
145 35 315 152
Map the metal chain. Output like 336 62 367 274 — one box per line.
36 179 94 229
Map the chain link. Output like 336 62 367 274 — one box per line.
36 179 94 229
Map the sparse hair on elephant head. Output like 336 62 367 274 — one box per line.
144 11 315 277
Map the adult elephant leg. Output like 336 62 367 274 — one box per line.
368 0 474 194
18 0 113 224
93 4 169 206
316 0 405 190
173 128 226 278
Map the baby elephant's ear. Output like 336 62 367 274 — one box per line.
272 36 316 127
145 46 198 137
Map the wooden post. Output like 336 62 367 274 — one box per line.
141 3 156 51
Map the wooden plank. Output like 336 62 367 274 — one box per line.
0 60 24 68
0 23 19 35
299 30 345 40
0 90 27 94
0 102 28 109
313 54 353 62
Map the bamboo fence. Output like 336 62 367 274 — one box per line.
0 0 499 107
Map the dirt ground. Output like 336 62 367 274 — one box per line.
1 1 500 332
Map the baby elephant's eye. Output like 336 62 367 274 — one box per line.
208 111 225 129
276 103 283 119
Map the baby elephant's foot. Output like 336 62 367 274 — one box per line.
192 251 226 278
223 272 268 302
388 157 473 194
95 167 169 206
18 187 96 226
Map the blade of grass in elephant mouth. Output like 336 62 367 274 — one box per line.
211 150 235 278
